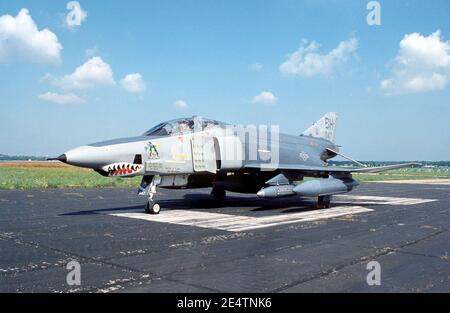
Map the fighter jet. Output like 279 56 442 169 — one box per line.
50 113 418 214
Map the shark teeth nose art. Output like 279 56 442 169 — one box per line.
103 163 143 177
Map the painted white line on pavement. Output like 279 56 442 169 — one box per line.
110 206 373 232
109 195 436 232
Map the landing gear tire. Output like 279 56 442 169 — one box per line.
317 195 331 209
211 186 226 202
145 201 161 214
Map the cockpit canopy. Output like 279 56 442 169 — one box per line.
143 117 225 137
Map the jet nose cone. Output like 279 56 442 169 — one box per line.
256 189 265 198
64 145 113 169
47 154 67 163
57 154 67 163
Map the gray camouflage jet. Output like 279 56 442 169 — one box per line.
50 113 418 214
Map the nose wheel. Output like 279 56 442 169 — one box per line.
139 176 162 214
145 200 161 214
145 183 161 214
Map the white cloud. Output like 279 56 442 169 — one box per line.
252 91 277 104
40 73 53 82
39 92 84 104
174 100 188 109
279 36 358 77
52 57 115 90
85 47 98 58
381 30 450 95
250 63 263 72
121 73 146 93
66 1 87 29
0 8 62 63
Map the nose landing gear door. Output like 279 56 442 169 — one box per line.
191 117 217 173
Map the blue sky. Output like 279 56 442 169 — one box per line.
0 0 449 160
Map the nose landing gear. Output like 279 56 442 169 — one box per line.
139 176 161 214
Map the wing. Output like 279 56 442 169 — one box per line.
244 162 421 174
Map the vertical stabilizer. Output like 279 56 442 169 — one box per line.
302 112 337 143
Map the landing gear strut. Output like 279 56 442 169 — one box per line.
211 185 226 202
317 195 332 209
139 176 161 214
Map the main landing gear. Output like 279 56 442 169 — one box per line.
211 185 226 202
317 195 332 209
139 176 161 214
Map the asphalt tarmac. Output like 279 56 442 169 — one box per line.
0 182 449 292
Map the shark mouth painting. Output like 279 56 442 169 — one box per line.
102 163 144 177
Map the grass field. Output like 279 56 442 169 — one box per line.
0 161 449 190
0 162 141 189
353 167 450 181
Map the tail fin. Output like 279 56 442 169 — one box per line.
302 112 337 143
